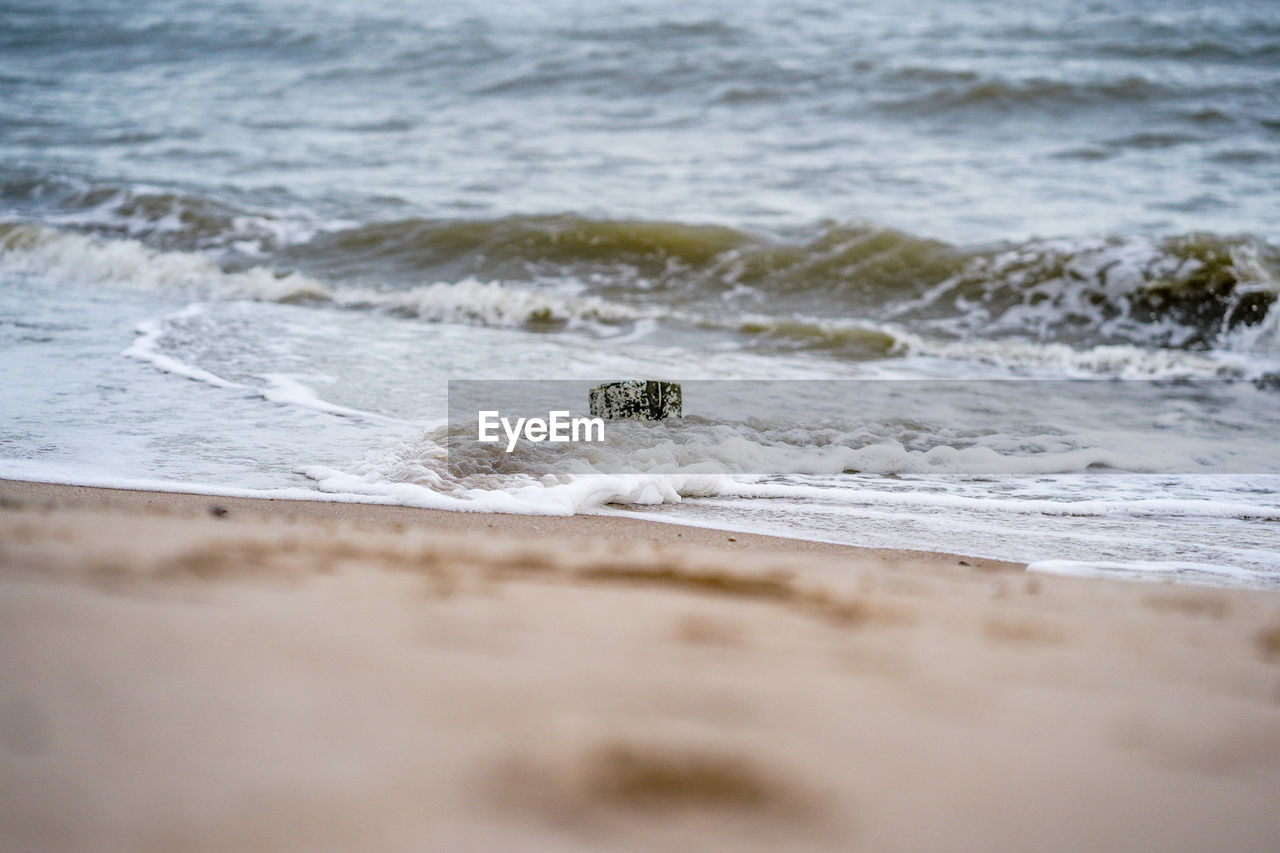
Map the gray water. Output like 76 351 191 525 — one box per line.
5 0 1280 242
3 0 1280 587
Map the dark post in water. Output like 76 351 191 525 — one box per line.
589 380 682 421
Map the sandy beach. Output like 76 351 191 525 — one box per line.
2 478 1279 852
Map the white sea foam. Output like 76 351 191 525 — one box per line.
0 223 329 301
1028 558 1278 589
330 279 649 328
258 374 420 425
122 303 420 426
727 480 1280 520
890 333 1255 377
307 416 1191 519
32 181 347 254
303 463 730 515
888 233 1280 359
0 223 658 331
0 464 431 507
122 305 244 389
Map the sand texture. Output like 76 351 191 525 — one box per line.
2 480 1280 852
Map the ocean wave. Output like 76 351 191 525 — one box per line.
306 403 1279 514
0 221 659 332
123 303 419 425
889 233 1280 353
1103 132 1200 150
733 480 1280 522
4 218 1278 374
322 416 1157 507
560 19 745 44
330 279 649 329
300 216 1280 359
293 215 962 307
293 214 755 281
1027 559 1280 590
297 217 1280 351
1092 38 1280 64
0 175 329 253
0 221 916 366
304 424 738 514
0 223 329 302
876 74 1170 113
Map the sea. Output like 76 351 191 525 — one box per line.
3 0 1280 587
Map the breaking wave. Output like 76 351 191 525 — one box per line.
0 174 332 254
3 216 1278 376
291 215 961 306
890 233 1280 352
290 216 1280 354
304 417 1149 514
0 222 330 302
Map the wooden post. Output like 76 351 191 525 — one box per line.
588 380 682 421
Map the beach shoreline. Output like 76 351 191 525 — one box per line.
3 477 1280 851
0 477 1019 570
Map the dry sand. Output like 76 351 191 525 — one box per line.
2 478 1279 852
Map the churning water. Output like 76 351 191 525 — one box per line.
4 0 1280 586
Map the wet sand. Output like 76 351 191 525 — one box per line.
2 479 1280 852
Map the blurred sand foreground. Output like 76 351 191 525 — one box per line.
2 479 1280 852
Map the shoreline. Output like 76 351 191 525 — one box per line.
4 478 1280 850
0 477 1021 571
